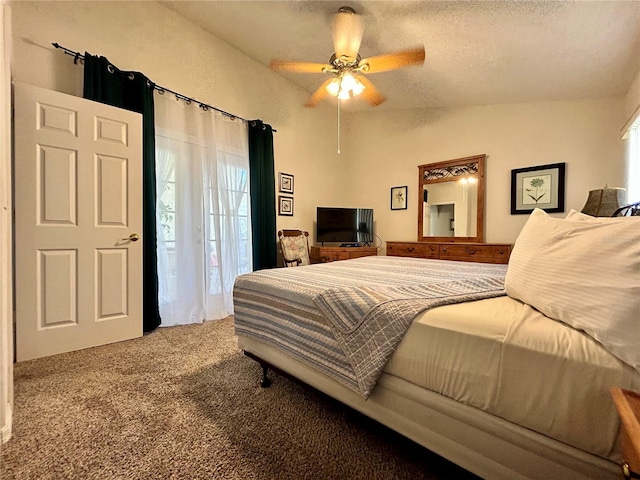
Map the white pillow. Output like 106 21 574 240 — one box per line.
506 208 640 371
565 209 596 221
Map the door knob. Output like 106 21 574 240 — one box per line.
123 233 140 242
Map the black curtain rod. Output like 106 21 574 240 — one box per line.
52 42 275 131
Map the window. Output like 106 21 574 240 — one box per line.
627 117 640 204
157 149 177 300
205 152 252 297
155 110 251 326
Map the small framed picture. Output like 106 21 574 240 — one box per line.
278 195 293 216
279 172 294 194
511 162 565 214
391 186 408 210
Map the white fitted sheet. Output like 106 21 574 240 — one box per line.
384 296 640 459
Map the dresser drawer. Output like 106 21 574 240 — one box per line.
386 242 439 259
310 246 377 263
439 244 511 263
349 250 375 259
387 242 511 264
439 244 496 262
316 251 350 262
492 245 511 263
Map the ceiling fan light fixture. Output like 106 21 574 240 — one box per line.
341 72 357 91
351 77 365 95
325 73 365 99
337 89 351 100
326 78 342 96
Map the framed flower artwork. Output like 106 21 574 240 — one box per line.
391 186 408 210
278 196 293 216
511 163 565 214
279 172 294 194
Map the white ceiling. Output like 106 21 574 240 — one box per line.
161 0 640 111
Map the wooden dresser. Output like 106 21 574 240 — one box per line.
310 246 378 263
386 241 512 264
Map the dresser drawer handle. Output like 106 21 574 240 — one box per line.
407 247 415 252
430 247 436 252
498 249 505 255
465 247 477 254
442 247 447 252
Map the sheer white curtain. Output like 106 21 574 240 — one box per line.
155 92 252 326
627 118 640 204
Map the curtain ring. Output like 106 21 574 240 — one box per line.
251 121 256 127
262 125 266 131
73 52 80 65
185 99 191 105
200 104 209 111
107 64 115 74
157 87 165 95
128 73 135 81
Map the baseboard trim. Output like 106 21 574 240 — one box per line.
1 401 12 443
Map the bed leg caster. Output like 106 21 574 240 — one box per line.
260 365 271 388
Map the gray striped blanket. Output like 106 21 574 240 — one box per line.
233 256 507 398
314 277 505 397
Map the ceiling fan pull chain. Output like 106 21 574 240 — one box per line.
337 95 341 154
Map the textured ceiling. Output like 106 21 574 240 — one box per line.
161 0 640 111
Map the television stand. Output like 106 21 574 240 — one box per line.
310 245 377 264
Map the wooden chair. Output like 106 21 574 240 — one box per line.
278 230 311 267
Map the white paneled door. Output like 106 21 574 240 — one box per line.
14 82 143 361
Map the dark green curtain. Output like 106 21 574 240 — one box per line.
83 53 161 332
248 120 277 270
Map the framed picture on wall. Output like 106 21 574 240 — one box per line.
391 186 408 210
279 172 294 194
278 196 293 216
511 162 565 214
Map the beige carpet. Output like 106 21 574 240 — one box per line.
0 317 480 480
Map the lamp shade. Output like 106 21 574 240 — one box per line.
581 187 626 217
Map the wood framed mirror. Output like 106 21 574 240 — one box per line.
418 154 485 243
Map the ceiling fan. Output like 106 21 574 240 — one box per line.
270 6 425 107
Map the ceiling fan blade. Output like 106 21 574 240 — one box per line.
270 60 331 74
359 46 425 74
356 76 386 106
332 6 364 60
305 78 334 107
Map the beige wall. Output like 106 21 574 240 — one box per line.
9 0 346 237
7 0 636 246
343 97 625 245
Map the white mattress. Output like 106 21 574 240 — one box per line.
384 296 640 459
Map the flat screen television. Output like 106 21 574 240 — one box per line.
316 207 373 245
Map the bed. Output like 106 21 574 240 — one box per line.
233 209 640 480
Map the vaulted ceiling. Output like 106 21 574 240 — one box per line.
162 0 640 111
